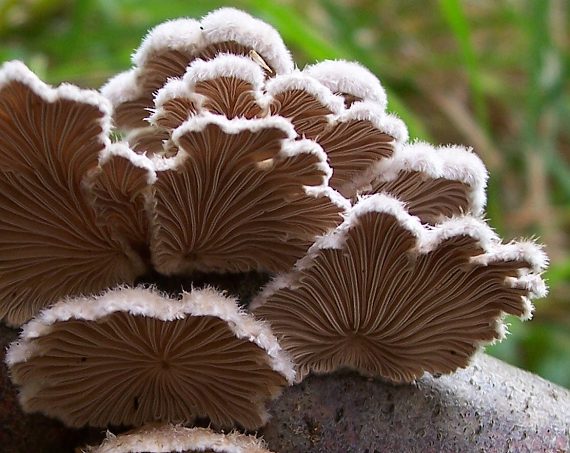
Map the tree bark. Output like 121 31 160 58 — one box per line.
262 353 570 452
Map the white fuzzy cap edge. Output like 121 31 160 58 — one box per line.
6 286 295 384
371 141 489 216
201 8 293 75
303 59 387 108
87 425 272 453
263 71 345 115
132 18 204 67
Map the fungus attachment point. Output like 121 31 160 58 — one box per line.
253 194 547 383
86 424 274 453
7 287 294 429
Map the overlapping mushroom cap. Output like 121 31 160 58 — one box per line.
102 7 408 199
87 424 273 453
252 195 547 383
6 287 293 429
0 61 149 327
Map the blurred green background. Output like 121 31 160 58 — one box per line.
1 0 568 387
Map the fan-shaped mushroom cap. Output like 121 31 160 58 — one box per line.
7 287 293 429
0 61 146 326
87 424 274 453
303 60 388 109
358 141 489 223
252 194 548 383
150 114 349 274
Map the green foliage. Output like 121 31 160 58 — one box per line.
1 0 568 387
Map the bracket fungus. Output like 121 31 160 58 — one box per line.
252 194 547 383
0 6 551 452
103 7 407 200
6 287 293 429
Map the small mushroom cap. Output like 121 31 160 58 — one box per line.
151 54 265 130
253 194 547 383
0 61 146 326
303 60 388 109
263 71 345 140
358 141 489 223
7 287 294 429
87 424 274 453
313 101 408 197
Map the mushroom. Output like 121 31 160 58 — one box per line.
6 287 294 429
149 59 406 198
252 194 547 383
263 71 345 140
357 141 489 224
0 61 147 326
150 113 349 275
87 424 273 453
0 8 551 452
150 55 406 197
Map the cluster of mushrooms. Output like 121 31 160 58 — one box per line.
0 7 548 453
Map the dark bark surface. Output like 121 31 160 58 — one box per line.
2 322 569 453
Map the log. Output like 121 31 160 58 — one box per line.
262 354 570 452
1 322 569 452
